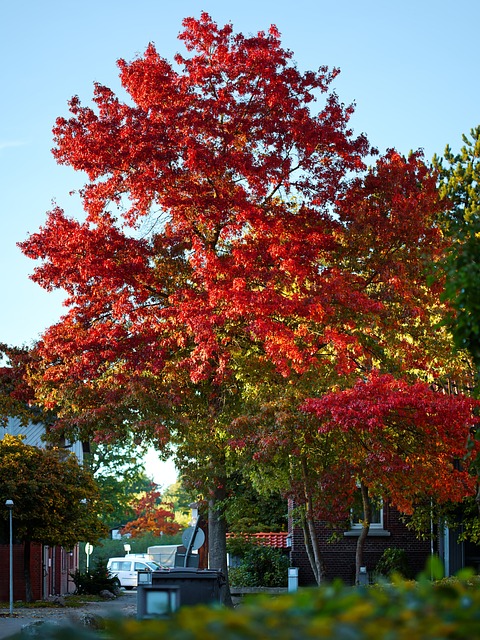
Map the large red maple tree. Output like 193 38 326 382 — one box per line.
20 13 371 591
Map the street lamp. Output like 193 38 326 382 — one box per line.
5 500 13 616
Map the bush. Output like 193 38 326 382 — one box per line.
70 560 121 595
20 565 480 639
228 545 289 587
374 547 411 580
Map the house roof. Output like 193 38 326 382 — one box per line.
226 532 289 549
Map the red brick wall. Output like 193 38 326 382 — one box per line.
0 542 43 601
0 543 78 601
289 505 432 586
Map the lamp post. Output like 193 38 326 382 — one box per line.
5 500 13 616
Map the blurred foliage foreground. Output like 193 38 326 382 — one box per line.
13 564 480 639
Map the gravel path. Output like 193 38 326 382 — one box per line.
0 592 137 638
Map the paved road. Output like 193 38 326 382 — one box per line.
0 590 137 639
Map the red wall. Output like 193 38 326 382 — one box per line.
0 543 78 601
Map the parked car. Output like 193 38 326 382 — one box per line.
107 555 161 589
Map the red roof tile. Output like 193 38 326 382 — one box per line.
226 532 289 549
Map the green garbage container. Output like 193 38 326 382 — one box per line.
151 567 225 607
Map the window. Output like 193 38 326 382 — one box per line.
344 490 390 537
350 494 383 529
111 561 131 571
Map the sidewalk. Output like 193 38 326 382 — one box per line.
0 592 136 639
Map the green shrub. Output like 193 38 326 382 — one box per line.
228 545 289 587
20 565 480 639
225 534 256 560
374 547 412 579
70 560 120 595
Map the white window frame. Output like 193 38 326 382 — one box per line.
344 490 390 537
350 499 384 529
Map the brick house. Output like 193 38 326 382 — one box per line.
288 500 480 586
0 418 84 600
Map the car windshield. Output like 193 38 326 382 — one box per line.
147 561 161 570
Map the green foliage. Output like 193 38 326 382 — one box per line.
433 125 480 374
225 535 256 559
224 476 288 533
374 547 412 579
424 554 445 581
0 343 48 427
228 544 289 587
163 478 198 524
70 560 120 595
0 435 106 548
78 532 183 572
457 497 480 545
84 441 153 530
19 571 480 639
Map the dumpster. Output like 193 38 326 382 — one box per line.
151 567 225 607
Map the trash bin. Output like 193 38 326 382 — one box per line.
151 568 225 606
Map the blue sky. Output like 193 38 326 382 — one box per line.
1 0 479 349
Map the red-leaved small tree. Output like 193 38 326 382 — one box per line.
303 372 479 583
122 484 180 538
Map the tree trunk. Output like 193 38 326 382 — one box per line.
23 539 34 603
355 481 371 585
300 507 326 585
301 458 326 585
208 483 233 607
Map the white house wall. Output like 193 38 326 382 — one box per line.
1 417 84 462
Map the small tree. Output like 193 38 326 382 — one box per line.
303 372 479 584
71 559 120 595
121 484 181 538
0 435 107 602
374 547 411 580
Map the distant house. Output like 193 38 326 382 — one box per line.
0 417 84 600
288 501 480 586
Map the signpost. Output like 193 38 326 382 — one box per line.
85 543 93 572
181 525 205 568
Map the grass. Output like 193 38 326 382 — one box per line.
0 594 106 609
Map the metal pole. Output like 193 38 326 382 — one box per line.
9 508 13 615
5 500 14 616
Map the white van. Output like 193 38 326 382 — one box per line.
107 555 161 589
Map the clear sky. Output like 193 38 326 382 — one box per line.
1 0 479 348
